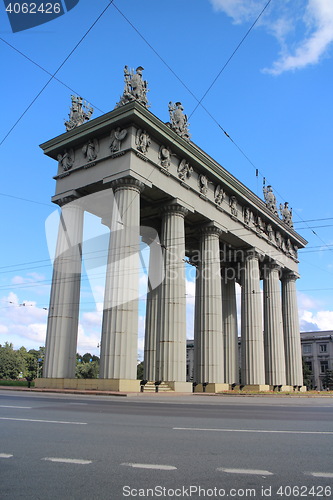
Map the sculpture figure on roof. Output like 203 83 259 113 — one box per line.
279 202 293 228
178 159 193 181
57 149 74 171
199 175 209 196
116 66 150 108
263 182 278 216
214 184 225 205
168 102 190 140
136 129 151 154
159 145 172 170
266 223 275 243
229 196 238 217
82 138 99 162
109 127 128 153
65 95 93 131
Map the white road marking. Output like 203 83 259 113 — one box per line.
218 467 273 476
0 453 13 458
121 462 177 470
173 427 333 435
0 405 32 409
67 403 88 405
42 458 92 465
306 472 333 478
0 417 86 425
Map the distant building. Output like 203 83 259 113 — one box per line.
186 331 333 389
301 331 333 390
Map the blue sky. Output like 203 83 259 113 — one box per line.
1 0 333 357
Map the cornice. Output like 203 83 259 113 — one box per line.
40 101 307 247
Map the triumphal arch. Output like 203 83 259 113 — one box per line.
36 67 307 393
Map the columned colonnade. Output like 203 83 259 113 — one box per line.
38 97 306 393
43 178 303 391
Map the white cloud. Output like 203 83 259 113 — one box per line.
0 293 48 349
77 324 100 355
138 315 146 361
300 310 333 331
209 0 333 74
298 290 333 331
298 291 322 310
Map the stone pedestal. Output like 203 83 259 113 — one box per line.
241 384 270 392
43 200 84 379
241 250 265 385
156 204 188 383
194 225 224 384
194 383 230 393
271 385 293 392
263 263 287 386
167 381 193 393
35 378 140 392
282 272 303 386
99 179 144 380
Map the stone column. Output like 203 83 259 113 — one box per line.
143 228 163 382
43 199 84 379
222 273 239 385
282 271 304 387
263 263 287 387
99 178 144 390
156 203 190 391
194 225 226 391
241 250 267 388
144 284 161 381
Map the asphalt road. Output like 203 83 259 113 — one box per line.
0 390 332 499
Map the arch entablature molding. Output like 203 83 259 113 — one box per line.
40 101 307 272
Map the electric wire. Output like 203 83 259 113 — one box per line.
0 37 105 115
0 1 331 311
0 1 114 147
189 0 273 119
111 1 333 255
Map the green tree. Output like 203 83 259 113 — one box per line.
0 343 22 380
323 370 333 390
137 361 144 380
76 361 99 379
302 359 312 389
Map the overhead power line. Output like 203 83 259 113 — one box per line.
0 0 114 147
111 1 333 255
0 37 105 115
189 0 273 118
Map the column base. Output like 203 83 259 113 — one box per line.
271 385 294 392
240 384 270 392
166 381 193 393
194 383 230 393
35 378 140 392
294 385 307 392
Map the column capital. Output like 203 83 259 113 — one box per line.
160 203 188 218
262 261 283 276
52 190 81 207
110 177 145 193
245 247 264 262
282 270 300 282
199 223 224 238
